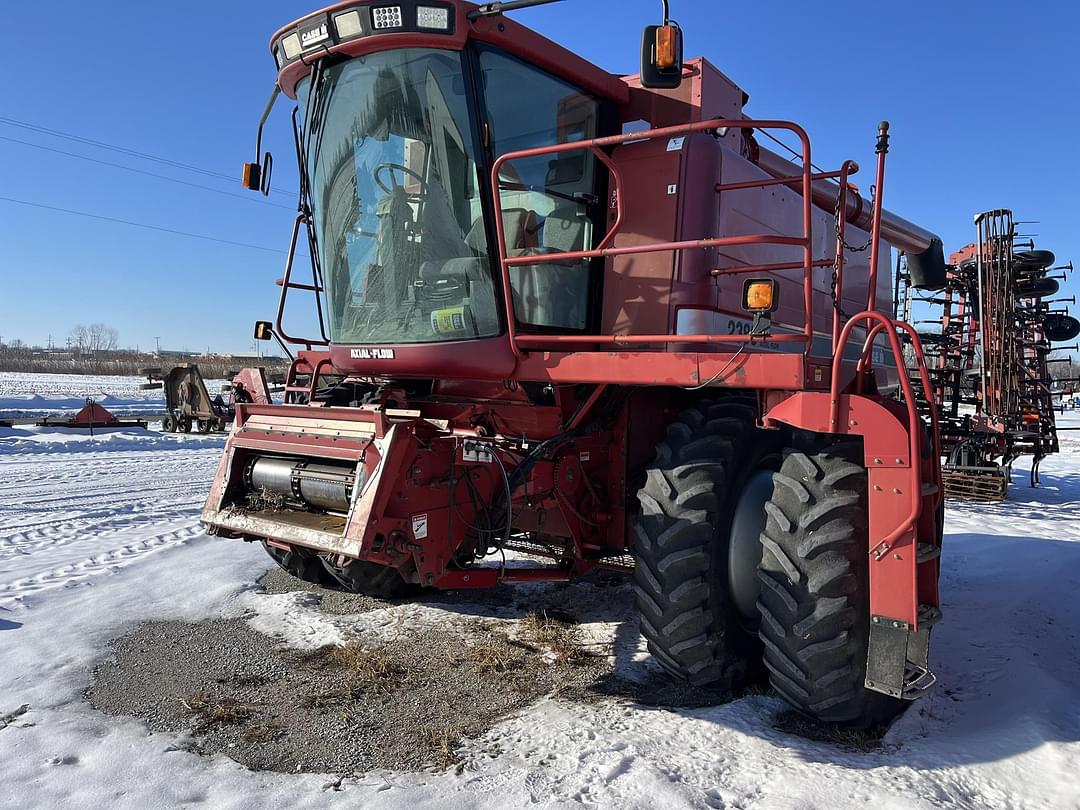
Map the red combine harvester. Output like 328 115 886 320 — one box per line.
898 209 1079 500
202 0 948 724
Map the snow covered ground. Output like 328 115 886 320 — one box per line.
1 412 1078 808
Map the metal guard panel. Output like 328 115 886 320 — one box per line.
202 507 360 557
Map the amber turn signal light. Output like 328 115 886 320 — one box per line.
743 279 779 312
242 162 261 191
253 320 273 341
655 25 678 70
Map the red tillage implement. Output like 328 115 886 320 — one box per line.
36 399 147 431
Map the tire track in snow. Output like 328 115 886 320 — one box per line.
0 502 203 557
0 524 206 607
0 440 223 608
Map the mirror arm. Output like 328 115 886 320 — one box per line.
255 85 281 162
271 328 295 361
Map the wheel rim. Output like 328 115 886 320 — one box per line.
728 469 774 622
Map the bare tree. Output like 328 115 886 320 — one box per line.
87 323 119 353
69 324 90 354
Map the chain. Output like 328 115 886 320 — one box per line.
831 183 876 315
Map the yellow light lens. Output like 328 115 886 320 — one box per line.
241 162 260 191
655 25 677 70
744 281 776 311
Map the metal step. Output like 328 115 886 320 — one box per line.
918 603 943 628
916 543 942 563
901 662 938 699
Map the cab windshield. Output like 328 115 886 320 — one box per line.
299 47 602 346
299 48 497 344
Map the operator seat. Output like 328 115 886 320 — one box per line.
464 208 540 255
510 205 590 330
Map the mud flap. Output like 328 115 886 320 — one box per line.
866 605 940 699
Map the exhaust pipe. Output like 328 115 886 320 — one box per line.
756 147 947 290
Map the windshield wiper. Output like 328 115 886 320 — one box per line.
304 60 338 190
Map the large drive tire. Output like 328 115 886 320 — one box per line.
756 442 903 725
632 398 776 692
261 541 334 586
319 557 417 599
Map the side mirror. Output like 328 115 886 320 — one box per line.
640 23 683 90
242 151 273 195
253 321 274 341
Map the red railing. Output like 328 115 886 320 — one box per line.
490 118 823 360
831 311 942 546
275 214 330 350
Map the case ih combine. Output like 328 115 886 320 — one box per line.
202 0 950 725
898 209 1079 500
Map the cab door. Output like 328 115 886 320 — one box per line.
477 47 609 332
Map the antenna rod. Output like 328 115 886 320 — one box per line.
468 0 566 20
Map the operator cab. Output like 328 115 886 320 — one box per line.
253 2 643 365
302 46 606 345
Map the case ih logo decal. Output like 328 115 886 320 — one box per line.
300 23 329 47
350 348 396 360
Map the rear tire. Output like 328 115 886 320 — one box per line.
756 442 903 726
177 416 192 433
161 414 176 433
632 398 774 691
196 418 212 434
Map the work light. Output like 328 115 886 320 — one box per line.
334 10 365 39
372 6 404 29
417 6 451 29
280 32 302 61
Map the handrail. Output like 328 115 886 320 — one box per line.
856 320 943 466
489 118 815 361
830 311 940 550
275 214 330 350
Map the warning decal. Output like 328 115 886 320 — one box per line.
412 513 429 540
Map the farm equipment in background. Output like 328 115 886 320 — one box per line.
35 398 147 431
143 364 275 433
202 0 949 726
898 209 1079 500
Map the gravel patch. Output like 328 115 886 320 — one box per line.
88 614 610 774
88 568 733 775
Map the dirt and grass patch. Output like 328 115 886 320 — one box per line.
87 614 609 774
89 568 869 775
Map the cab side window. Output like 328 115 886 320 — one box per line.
479 49 601 330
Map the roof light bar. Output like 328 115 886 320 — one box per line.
271 3 457 71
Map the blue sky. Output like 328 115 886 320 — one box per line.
1 0 1077 353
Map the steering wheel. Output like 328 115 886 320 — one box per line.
374 162 426 202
